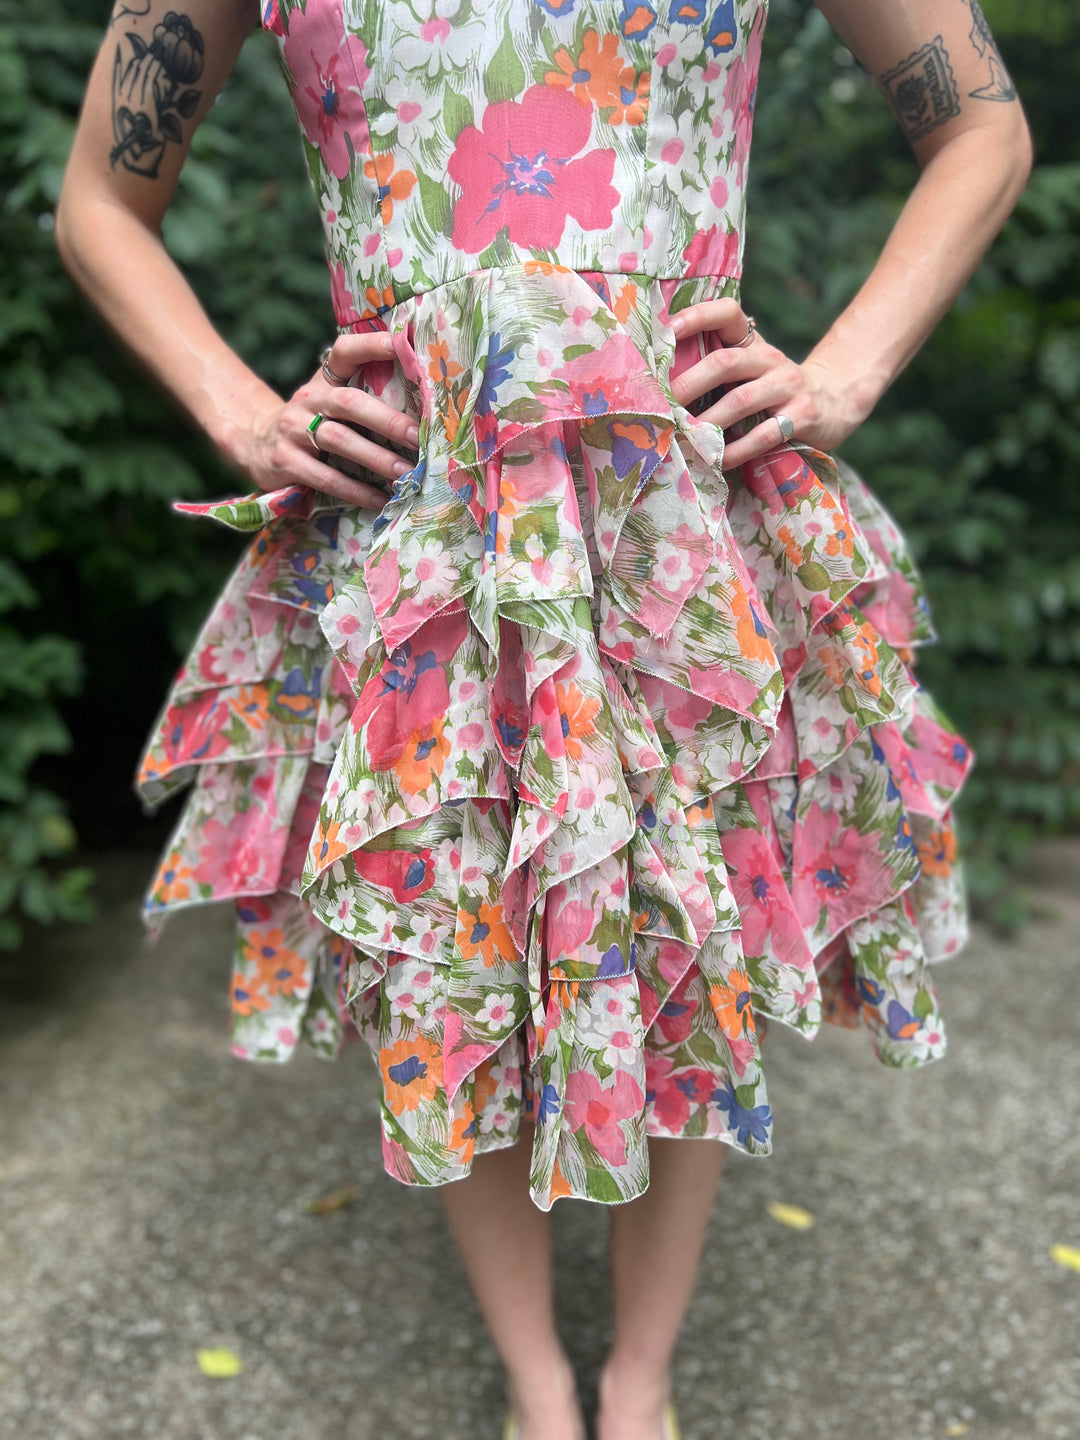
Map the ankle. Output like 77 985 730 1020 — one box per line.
597 1356 671 1412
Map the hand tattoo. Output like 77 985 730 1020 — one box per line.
109 9 205 178
964 0 1017 103
880 38 961 143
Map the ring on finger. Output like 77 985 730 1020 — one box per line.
733 317 758 349
773 412 796 443
307 412 327 453
319 346 352 387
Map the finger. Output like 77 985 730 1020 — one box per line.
721 413 802 473
669 296 747 344
320 388 421 454
322 329 395 385
309 417 418 483
668 343 781 409
286 446 396 509
699 367 800 431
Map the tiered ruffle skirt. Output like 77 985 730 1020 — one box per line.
138 264 973 1208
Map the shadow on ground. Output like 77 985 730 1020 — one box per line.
1 845 1078 1440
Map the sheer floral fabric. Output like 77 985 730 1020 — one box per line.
138 0 973 1208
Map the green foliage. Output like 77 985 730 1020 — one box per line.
746 0 1080 926
0 0 1076 946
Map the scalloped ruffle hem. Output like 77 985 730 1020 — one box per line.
136 265 973 1209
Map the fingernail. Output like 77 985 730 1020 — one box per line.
393 460 411 476
670 313 685 334
406 424 420 446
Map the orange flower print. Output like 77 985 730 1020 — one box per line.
153 850 194 905
523 259 572 278
730 577 775 665
473 1059 500 1116
613 280 636 323
545 31 627 109
851 623 883 698
776 523 803 568
449 1110 477 1162
709 967 756 1039
440 382 469 447
395 719 451 796
231 967 271 1017
244 928 307 998
556 681 601 760
230 684 270 730
363 151 417 225
917 825 957 877
363 283 395 318
380 1035 443 1114
427 337 464 386
825 509 856 559
456 901 516 967
311 816 350 874
608 68 650 126
250 526 284 570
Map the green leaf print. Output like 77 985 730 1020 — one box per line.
483 19 527 106
796 559 831 592
417 171 453 238
443 85 474 144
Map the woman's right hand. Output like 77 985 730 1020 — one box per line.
245 330 422 510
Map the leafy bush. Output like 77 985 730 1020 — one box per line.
0 0 1075 947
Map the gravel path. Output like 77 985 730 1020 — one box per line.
1 845 1077 1440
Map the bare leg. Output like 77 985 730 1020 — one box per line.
438 1120 585 1440
595 1136 728 1440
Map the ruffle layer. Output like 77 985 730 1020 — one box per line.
138 265 973 1208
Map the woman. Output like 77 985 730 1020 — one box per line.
56 1 1031 1437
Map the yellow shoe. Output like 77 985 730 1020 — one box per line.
662 1402 681 1440
502 1415 519 1440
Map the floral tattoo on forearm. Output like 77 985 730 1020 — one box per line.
109 9 205 178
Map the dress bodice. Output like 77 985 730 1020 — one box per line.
261 0 768 322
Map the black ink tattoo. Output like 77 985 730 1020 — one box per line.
108 0 151 27
880 37 961 143
109 10 204 178
964 0 1017 103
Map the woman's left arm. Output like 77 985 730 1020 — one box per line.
669 0 1034 471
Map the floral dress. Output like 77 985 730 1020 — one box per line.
137 0 974 1209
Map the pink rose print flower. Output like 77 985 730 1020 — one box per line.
644 1052 691 1134
681 223 741 277
563 1068 644 1166
448 85 619 253
283 2 371 180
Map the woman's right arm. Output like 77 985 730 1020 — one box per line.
55 0 417 508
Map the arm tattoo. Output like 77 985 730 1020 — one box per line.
880 37 961 143
964 0 1017 103
109 10 205 178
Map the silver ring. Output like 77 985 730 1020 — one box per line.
307 411 326 453
320 348 351 387
733 318 757 349
774 412 796 443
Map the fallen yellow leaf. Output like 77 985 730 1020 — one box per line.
766 1200 815 1231
1050 1243 1080 1273
945 1424 968 1437
196 1347 244 1378
309 1183 358 1214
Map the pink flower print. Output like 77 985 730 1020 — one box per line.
283 2 371 180
329 261 361 327
192 809 283 895
563 1068 644 1167
681 223 741 278
644 1052 691 1134
447 85 619 254
723 8 763 180
721 826 783 958
792 802 895 932
554 332 670 423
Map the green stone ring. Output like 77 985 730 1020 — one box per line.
307 411 326 452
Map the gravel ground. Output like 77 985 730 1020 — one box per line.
1 844 1078 1440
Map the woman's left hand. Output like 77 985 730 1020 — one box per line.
668 298 863 472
